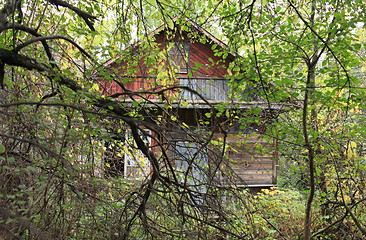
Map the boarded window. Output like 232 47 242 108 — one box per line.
168 42 190 73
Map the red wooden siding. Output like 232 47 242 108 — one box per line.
189 41 229 78
99 30 232 97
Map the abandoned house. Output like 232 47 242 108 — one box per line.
97 19 289 188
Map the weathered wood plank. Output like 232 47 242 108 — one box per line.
229 157 274 163
233 180 274 185
230 163 274 170
233 169 274 175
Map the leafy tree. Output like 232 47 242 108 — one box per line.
216 0 366 238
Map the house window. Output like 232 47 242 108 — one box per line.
124 130 151 178
123 129 151 178
104 138 125 177
168 41 190 73
104 129 151 179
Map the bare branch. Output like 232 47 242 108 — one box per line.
0 0 22 30
47 0 97 31
287 0 351 84
1 23 59 68
0 48 82 91
0 208 47 240
13 35 94 60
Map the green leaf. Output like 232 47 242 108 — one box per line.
132 101 139 107
0 144 5 154
194 62 203 67
181 101 188 107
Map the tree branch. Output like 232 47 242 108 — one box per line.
13 35 94 60
0 48 82 91
47 0 97 31
1 23 59 69
0 0 22 30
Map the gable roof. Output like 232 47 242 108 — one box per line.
103 18 231 68
98 19 297 112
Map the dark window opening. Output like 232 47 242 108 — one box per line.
104 140 125 178
103 130 151 179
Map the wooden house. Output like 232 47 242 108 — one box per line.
98 19 288 188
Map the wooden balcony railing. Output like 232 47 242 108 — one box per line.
178 77 233 101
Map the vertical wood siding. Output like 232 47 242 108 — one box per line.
178 78 231 100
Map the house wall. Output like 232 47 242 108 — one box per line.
164 127 277 188
223 133 277 186
99 30 232 97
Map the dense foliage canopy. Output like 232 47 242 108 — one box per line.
0 0 365 239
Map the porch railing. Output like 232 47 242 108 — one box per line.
178 77 233 101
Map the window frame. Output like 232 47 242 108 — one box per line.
168 41 190 74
